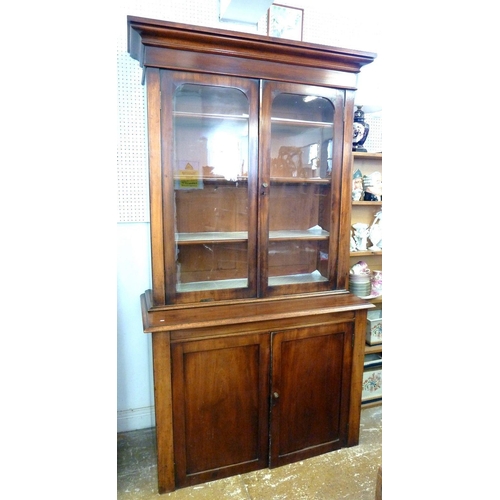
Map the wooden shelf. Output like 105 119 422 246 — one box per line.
361 399 382 408
271 117 333 127
176 229 330 244
177 278 248 292
269 229 329 241
269 272 328 286
365 343 382 355
350 250 382 257
352 201 382 206
176 271 330 292
270 177 330 184
176 232 248 244
199 176 334 185
202 176 331 184
353 152 382 159
174 111 249 121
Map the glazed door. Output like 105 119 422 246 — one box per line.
171 333 270 488
259 81 346 297
161 71 259 304
269 323 353 468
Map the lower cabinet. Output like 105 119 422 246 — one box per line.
143 291 371 493
170 323 354 489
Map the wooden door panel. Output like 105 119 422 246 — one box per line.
172 333 270 488
270 323 353 467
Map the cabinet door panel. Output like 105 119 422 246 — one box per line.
172 334 270 488
259 81 346 297
161 71 259 304
270 323 353 467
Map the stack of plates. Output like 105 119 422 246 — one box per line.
349 273 371 297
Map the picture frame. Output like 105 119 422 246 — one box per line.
268 4 304 41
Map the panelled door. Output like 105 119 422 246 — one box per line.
171 333 270 488
259 81 347 298
269 323 353 467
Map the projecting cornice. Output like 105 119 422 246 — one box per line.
127 16 376 87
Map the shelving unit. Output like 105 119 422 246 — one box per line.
350 152 383 407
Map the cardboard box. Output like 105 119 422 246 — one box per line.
366 309 382 345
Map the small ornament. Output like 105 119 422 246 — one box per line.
352 105 370 152
352 222 369 251
350 230 357 252
352 168 364 201
363 171 382 201
370 270 382 296
368 210 382 251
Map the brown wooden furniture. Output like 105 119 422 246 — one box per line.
127 16 376 493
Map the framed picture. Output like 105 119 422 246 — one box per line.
268 4 304 41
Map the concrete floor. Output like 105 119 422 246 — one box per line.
118 405 382 499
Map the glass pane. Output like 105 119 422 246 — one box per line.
173 84 250 292
269 93 334 286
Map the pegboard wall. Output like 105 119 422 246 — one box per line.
117 0 382 222
364 113 383 153
117 50 149 222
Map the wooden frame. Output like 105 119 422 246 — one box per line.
268 4 304 41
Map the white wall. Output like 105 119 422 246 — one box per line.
117 223 154 431
117 0 383 432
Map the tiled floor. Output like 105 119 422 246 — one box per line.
118 405 382 499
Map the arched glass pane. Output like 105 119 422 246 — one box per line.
173 84 250 293
268 93 334 287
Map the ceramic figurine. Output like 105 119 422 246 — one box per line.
368 210 382 251
272 146 303 177
352 168 364 201
363 171 382 201
371 270 382 296
352 222 369 251
350 230 357 252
